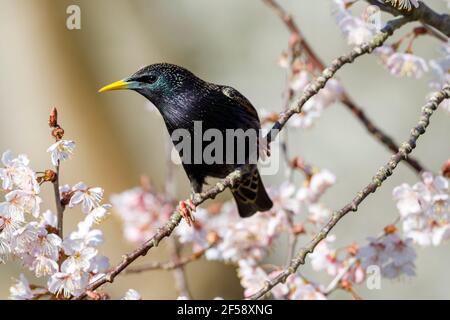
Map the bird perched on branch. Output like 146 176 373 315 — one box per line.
99 63 272 225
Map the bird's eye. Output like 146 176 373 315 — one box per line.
140 75 158 84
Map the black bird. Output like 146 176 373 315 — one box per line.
99 63 273 223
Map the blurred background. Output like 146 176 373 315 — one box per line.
0 0 448 299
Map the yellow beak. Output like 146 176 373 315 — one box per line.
98 80 130 93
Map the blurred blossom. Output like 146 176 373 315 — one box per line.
238 260 277 298
9 274 34 300
122 289 142 300
375 45 395 64
287 74 343 129
393 172 450 246
358 233 416 278
177 202 285 263
310 235 340 276
386 53 429 78
112 186 174 244
429 42 450 113
285 276 326 300
333 0 379 46
297 169 336 204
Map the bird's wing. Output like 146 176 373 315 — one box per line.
220 86 260 121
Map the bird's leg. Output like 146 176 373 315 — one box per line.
179 180 202 227
178 199 196 227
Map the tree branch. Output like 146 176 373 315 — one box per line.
52 163 64 238
77 16 409 299
248 84 450 300
366 0 450 37
263 0 425 173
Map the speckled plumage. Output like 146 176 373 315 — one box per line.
125 63 272 217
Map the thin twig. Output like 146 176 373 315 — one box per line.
248 84 450 300
164 138 192 298
323 258 357 296
53 163 64 238
167 238 192 298
124 245 211 274
366 0 450 37
48 108 65 238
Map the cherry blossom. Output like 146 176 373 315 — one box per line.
386 53 429 78
112 186 174 244
69 182 104 214
122 289 142 300
358 233 416 278
9 274 34 300
47 266 89 299
333 0 378 46
286 276 326 300
393 172 449 246
47 140 76 166
310 235 340 276
429 42 450 113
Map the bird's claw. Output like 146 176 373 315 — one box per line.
179 200 196 227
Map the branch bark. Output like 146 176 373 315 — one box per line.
366 0 450 37
52 163 64 238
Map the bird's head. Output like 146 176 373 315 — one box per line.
99 63 198 106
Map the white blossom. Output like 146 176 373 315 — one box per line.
86 204 111 224
122 289 142 300
32 255 59 277
9 274 34 300
5 190 42 218
310 235 340 276
429 42 450 113
47 266 89 298
358 233 416 279
0 151 39 193
333 0 378 46
39 210 58 229
286 276 326 300
112 187 174 244
47 140 76 166
386 53 429 78
69 182 104 214
393 173 449 246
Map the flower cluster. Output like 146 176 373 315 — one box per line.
393 172 450 246
268 61 343 129
358 233 416 279
0 119 122 299
111 185 174 244
333 0 450 114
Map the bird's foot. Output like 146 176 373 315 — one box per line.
178 199 196 227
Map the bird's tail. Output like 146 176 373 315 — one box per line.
231 167 273 218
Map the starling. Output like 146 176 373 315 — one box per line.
99 63 273 224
